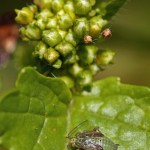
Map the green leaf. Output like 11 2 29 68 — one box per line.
0 67 72 150
95 0 127 19
0 70 150 149
70 77 150 149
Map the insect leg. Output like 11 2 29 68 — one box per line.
67 120 88 138
95 145 103 150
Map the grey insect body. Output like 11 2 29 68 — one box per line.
68 128 118 150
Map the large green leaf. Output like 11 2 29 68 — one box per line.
0 67 72 150
0 68 150 149
71 78 150 149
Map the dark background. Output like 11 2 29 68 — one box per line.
0 0 150 95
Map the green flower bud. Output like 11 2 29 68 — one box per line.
78 45 98 65
96 8 106 16
58 76 74 89
88 16 107 37
57 29 67 39
35 18 46 30
73 18 89 39
52 59 62 69
77 70 93 87
64 1 76 20
89 64 99 75
20 24 41 40
51 0 64 12
15 7 34 25
64 53 79 64
65 29 79 46
16 0 116 90
46 18 57 29
69 63 83 77
34 0 52 9
42 29 62 47
36 9 53 19
28 5 38 14
55 41 75 57
34 41 47 59
88 10 97 17
43 47 59 64
57 13 73 30
64 1 74 13
68 12 76 22
96 50 115 65
19 27 30 41
90 15 108 28
64 50 79 64
57 9 65 16
74 0 92 15
21 37 30 41
95 8 107 16
89 23 101 38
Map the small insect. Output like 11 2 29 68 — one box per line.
67 121 118 150
84 35 93 44
101 28 112 38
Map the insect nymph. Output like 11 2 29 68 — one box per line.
101 28 112 38
84 35 93 44
67 121 118 150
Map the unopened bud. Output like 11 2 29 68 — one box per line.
57 13 73 30
64 1 76 20
35 18 46 30
55 41 75 57
69 63 83 77
73 18 89 39
20 24 41 40
78 45 98 65
64 1 74 13
64 52 79 64
34 42 47 59
51 0 64 12
89 64 99 75
28 5 37 14
44 47 59 64
74 0 92 15
96 50 115 65
15 7 34 25
57 29 67 39
77 70 93 87
35 9 53 19
42 29 62 47
89 23 101 38
52 59 62 69
46 18 57 29
90 15 107 28
34 0 52 9
65 29 79 46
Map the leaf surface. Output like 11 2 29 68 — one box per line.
0 67 72 150
70 77 150 149
0 69 150 150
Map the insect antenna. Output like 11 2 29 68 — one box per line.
51 72 57 78
66 120 88 138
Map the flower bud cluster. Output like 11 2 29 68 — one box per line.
15 0 115 90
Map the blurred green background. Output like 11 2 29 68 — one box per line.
0 0 150 95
